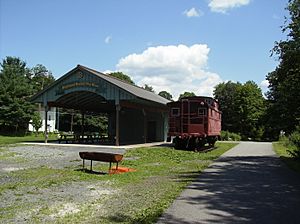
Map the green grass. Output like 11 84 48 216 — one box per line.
59 142 237 223
273 142 300 173
0 166 104 195
0 142 237 223
0 148 17 160
0 133 57 146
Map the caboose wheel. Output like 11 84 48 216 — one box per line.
173 137 184 150
187 137 196 151
208 137 217 147
173 137 180 149
196 138 206 150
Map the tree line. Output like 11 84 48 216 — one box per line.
0 57 55 134
0 0 298 140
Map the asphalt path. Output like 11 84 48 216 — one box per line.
157 142 300 224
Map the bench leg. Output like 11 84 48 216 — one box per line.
109 162 112 173
116 162 119 170
90 160 93 171
82 159 85 169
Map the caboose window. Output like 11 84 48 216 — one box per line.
171 108 180 117
198 108 206 116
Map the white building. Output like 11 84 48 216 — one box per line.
28 107 58 133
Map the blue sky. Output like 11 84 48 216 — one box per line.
0 0 288 98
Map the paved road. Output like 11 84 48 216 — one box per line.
157 142 300 224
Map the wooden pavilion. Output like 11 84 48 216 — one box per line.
31 65 170 145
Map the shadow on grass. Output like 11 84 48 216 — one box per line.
74 168 107 175
171 171 202 183
158 155 300 224
102 211 169 224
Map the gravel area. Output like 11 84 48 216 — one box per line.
1 144 126 171
0 144 126 223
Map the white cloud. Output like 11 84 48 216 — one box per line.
104 35 112 44
209 0 250 13
260 79 269 97
117 44 222 99
260 79 269 88
103 69 115 74
183 8 203 18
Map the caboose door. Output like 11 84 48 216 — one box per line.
187 100 205 135
181 99 189 133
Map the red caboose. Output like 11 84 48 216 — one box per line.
167 96 221 150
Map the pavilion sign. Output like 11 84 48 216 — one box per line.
62 82 99 90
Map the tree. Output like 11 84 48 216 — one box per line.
178 91 195 100
31 112 42 136
213 81 241 133
58 109 108 134
237 81 266 140
0 57 35 133
108 72 135 85
158 91 173 101
266 0 300 135
214 81 266 140
143 84 155 92
30 64 55 92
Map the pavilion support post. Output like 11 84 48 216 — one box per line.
56 108 60 131
81 111 85 137
70 110 74 133
44 106 48 143
143 109 147 143
115 105 121 146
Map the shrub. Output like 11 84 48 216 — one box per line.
279 135 290 147
221 131 241 141
288 130 300 159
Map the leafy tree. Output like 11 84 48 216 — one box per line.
30 64 55 92
158 91 173 101
31 112 42 136
214 81 266 140
178 91 195 100
266 0 300 136
58 109 108 134
143 84 155 92
238 81 266 140
0 57 35 133
213 81 241 133
108 72 135 85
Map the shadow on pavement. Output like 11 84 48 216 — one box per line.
159 156 300 224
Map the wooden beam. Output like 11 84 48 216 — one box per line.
120 101 168 113
81 111 85 136
44 106 48 143
143 109 147 143
115 104 121 146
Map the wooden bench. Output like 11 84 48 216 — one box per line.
79 151 123 173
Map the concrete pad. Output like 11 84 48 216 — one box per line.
21 141 168 150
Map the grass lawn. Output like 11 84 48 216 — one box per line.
273 142 300 173
0 133 57 145
0 142 237 223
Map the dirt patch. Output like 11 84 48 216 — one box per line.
1 180 118 223
1 167 25 172
50 202 81 218
94 176 176 222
